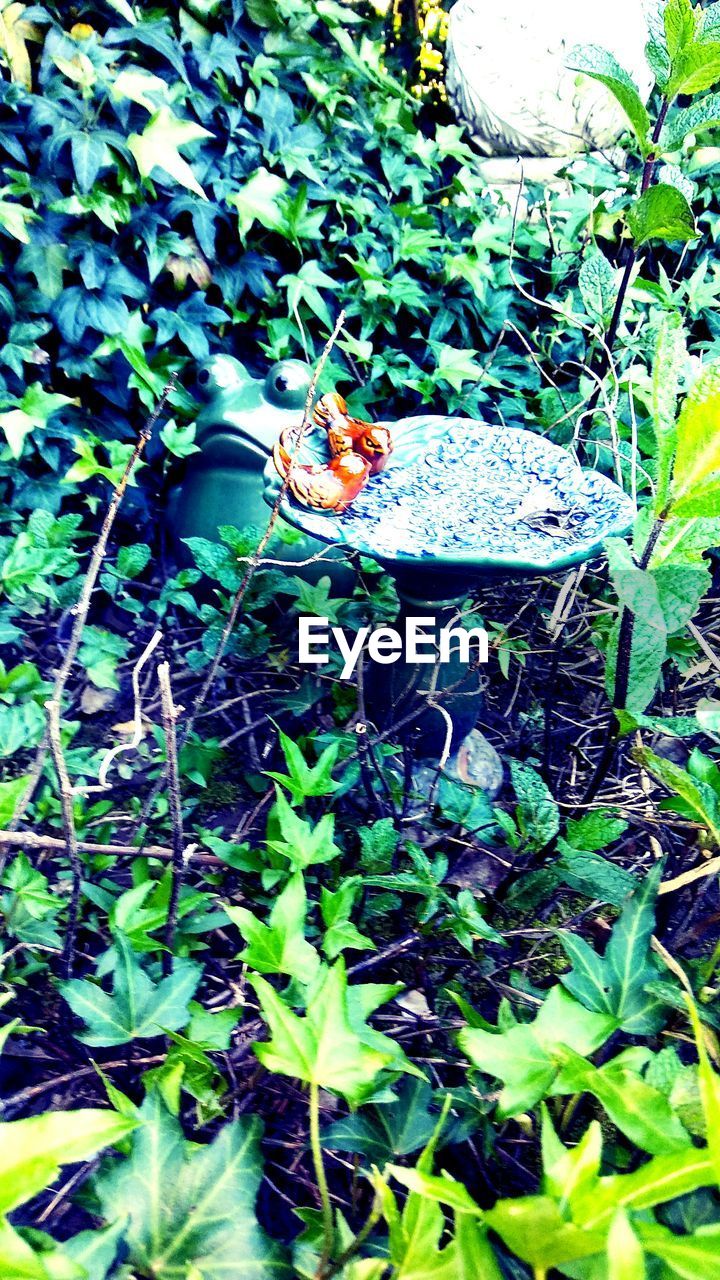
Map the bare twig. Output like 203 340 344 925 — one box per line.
0 829 224 866
46 699 81 980
4 377 176 846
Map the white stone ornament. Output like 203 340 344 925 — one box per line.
445 0 653 167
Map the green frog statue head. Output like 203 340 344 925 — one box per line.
169 354 346 575
194 354 313 454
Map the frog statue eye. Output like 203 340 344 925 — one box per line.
264 359 313 409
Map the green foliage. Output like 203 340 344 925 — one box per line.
60 933 202 1046
459 985 616 1115
93 1091 289 1278
251 958 419 1108
558 860 666 1033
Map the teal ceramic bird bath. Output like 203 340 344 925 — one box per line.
263 413 635 780
169 354 350 583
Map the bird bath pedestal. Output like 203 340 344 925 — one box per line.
264 415 634 788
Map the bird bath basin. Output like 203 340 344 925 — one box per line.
263 415 635 780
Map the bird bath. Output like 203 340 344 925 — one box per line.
263 414 635 783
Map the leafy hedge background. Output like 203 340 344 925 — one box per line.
0 0 631 545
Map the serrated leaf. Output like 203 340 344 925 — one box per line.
565 809 628 852
628 184 697 246
635 746 720 846
579 251 617 325
664 0 698 61
651 312 685 509
605 539 667 715
669 359 720 516
93 1092 289 1278
509 759 559 851
669 39 720 96
662 93 720 150
567 45 651 152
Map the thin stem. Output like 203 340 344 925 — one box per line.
310 1081 334 1277
46 699 81 980
318 1197 382 1280
582 97 670 425
158 661 184 975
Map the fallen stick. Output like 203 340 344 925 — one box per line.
0 829 224 867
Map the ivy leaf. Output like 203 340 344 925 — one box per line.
628 184 697 246
320 877 375 959
607 1210 646 1280
250 959 402 1107
0 1108 135 1215
566 45 651 153
223 872 320 983
60 934 202 1046
265 729 341 803
0 384 73 460
128 107 213 199
0 3 36 91
558 862 665 1034
430 344 483 392
638 1221 720 1277
684 994 720 1186
93 1091 289 1278
669 360 720 517
553 1047 692 1155
230 166 289 239
71 134 108 193
0 774 30 826
458 985 615 1116
62 1220 127 1280
267 787 341 871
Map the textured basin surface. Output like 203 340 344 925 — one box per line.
264 415 635 575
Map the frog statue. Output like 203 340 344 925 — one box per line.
169 354 349 582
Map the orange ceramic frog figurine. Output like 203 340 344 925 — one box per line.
314 393 393 475
273 430 371 514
